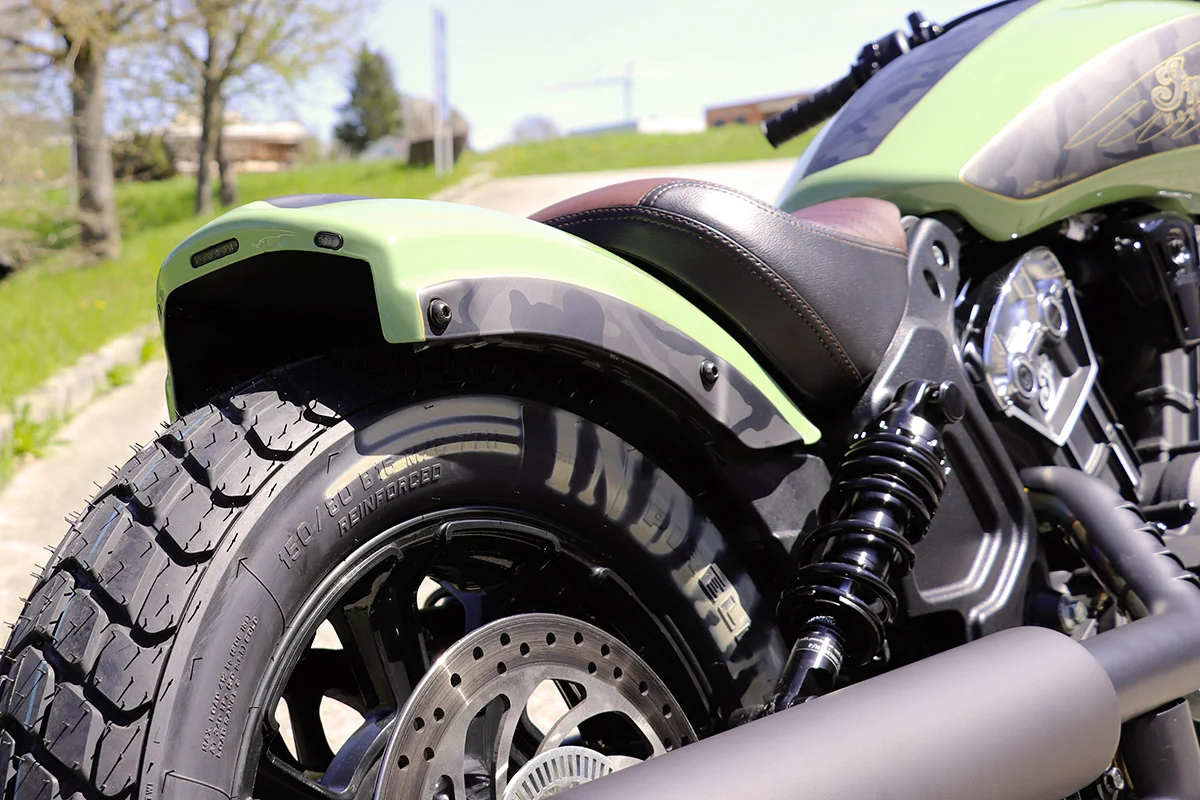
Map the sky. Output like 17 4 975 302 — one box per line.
282 0 987 150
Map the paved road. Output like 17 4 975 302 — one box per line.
0 361 169 627
0 157 798 630
451 158 796 216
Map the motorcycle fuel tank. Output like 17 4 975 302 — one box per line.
780 0 1200 241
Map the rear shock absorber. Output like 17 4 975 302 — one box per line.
761 380 963 716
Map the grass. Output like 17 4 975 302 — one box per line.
1 159 468 257
0 124 815 408
140 335 165 364
11 408 60 460
0 406 64 489
0 161 465 407
2 331 174 488
483 123 820 177
106 363 137 388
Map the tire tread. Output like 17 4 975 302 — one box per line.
0 371 341 799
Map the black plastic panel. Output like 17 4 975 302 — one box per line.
163 250 385 412
844 218 1035 637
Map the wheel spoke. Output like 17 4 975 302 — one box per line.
254 751 336 800
534 698 602 756
492 682 545 798
281 683 336 769
247 516 694 800
331 559 430 711
490 553 561 618
290 648 363 712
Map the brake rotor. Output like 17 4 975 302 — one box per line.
375 613 696 799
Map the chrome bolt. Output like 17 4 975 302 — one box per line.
1101 766 1126 794
932 242 949 269
1059 598 1089 632
699 359 720 387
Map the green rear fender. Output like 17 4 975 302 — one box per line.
157 196 820 447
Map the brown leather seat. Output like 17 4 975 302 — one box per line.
530 178 910 406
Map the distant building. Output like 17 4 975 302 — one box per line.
705 93 810 129
165 114 307 174
638 116 707 135
361 95 470 166
567 116 706 138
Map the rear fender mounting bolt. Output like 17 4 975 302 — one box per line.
428 298 453 333
699 359 720 387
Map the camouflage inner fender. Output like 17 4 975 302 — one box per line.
157 196 820 447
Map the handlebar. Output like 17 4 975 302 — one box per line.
761 73 860 149
761 11 943 149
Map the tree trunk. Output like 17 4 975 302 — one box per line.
195 77 222 216
71 41 121 260
217 119 238 206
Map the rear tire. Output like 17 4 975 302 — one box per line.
0 351 784 799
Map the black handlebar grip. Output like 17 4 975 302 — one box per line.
762 73 860 149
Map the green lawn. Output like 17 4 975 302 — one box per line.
0 161 464 406
1 160 466 256
483 123 819 177
0 124 819 407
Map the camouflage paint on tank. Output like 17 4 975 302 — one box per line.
962 14 1200 200
419 277 800 448
157 196 820 445
780 0 1200 241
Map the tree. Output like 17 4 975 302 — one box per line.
0 1 156 260
334 44 402 155
511 114 560 144
167 0 364 214
0 90 71 272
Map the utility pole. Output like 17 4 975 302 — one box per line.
621 62 633 123
432 7 451 175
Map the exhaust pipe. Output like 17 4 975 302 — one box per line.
1021 467 1200 721
1023 467 1200 800
564 467 1200 800
564 626 1119 800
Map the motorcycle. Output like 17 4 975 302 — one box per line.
6 0 1200 798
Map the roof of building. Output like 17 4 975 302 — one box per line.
706 91 811 115
165 114 308 143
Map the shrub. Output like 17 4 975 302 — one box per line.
113 133 178 182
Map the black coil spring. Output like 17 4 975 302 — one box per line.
778 423 950 661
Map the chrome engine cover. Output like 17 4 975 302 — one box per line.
964 247 1098 447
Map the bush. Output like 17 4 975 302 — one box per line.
112 133 177 182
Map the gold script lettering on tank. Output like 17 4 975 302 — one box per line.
1152 56 1200 113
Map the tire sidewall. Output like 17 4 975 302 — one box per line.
140 394 783 798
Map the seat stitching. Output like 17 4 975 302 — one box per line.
546 207 864 383
642 180 690 206
545 199 904 265
640 179 907 257
638 182 675 205
652 179 908 256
